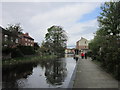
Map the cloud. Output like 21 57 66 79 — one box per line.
67 19 98 47
0 3 2 26
2 2 100 48
29 3 99 47
1 0 111 2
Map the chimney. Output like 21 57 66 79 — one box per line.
25 33 29 36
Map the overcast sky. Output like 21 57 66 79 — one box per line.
1 1 110 48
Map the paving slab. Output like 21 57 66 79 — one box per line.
73 58 119 88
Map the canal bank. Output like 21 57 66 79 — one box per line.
73 57 119 88
2 55 57 66
67 59 78 88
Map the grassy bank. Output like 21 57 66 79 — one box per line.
92 59 119 80
2 55 57 66
92 60 102 66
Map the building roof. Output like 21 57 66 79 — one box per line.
21 33 34 40
77 37 88 42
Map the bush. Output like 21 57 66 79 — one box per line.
2 47 12 54
87 51 92 57
11 48 24 58
17 46 35 55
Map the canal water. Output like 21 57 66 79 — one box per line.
2 55 76 88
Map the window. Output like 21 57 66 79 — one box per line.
25 43 27 46
11 37 13 42
4 45 7 47
85 41 86 44
16 39 18 43
4 35 8 41
25 38 27 41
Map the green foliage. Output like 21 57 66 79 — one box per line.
11 48 24 58
34 42 40 51
44 25 67 56
2 47 12 54
6 23 23 35
17 46 35 55
3 23 23 48
89 1 120 80
3 55 57 66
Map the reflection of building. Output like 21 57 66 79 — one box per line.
65 48 75 54
19 33 34 46
76 37 89 52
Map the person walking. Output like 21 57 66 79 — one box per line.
81 52 84 59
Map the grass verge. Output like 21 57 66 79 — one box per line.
2 55 57 66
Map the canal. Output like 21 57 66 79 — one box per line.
2 55 77 88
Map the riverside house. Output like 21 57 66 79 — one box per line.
76 37 89 53
19 33 34 47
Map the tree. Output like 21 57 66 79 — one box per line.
2 23 24 59
89 1 120 80
45 25 67 56
6 23 23 35
98 2 120 36
34 42 40 51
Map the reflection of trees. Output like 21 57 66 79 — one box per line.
2 62 37 88
65 54 74 58
44 58 67 85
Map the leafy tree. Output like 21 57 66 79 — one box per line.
45 25 67 56
34 42 40 51
89 1 120 80
6 23 23 35
4 23 23 47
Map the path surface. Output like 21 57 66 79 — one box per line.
73 58 119 88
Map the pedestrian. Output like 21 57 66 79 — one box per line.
81 52 84 59
85 52 87 59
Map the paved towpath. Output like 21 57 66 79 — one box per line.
73 58 119 88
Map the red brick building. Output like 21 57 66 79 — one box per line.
19 33 34 46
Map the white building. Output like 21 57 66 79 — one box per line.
76 37 89 52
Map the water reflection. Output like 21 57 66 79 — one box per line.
45 59 67 86
65 54 74 58
2 62 37 88
2 57 72 88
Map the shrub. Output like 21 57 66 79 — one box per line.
17 46 35 55
11 48 24 58
2 47 12 54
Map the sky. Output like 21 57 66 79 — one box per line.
0 1 110 48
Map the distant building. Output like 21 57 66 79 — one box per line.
65 48 75 54
76 37 89 52
19 33 34 46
